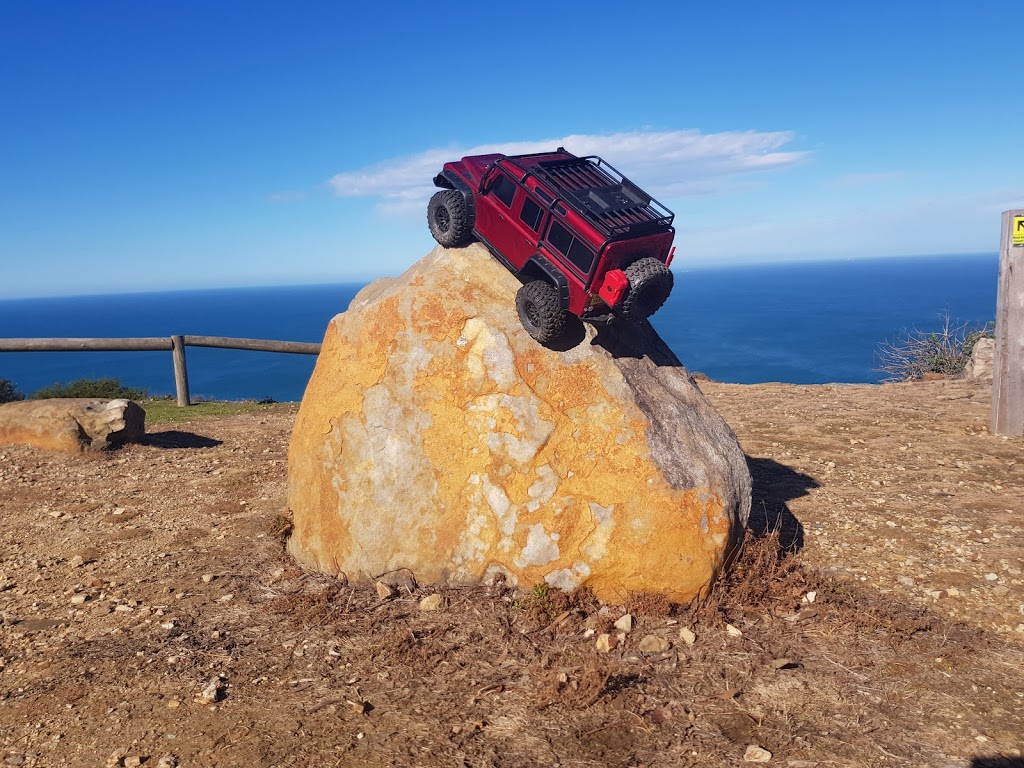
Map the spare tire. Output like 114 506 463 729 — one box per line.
620 257 674 322
427 189 474 247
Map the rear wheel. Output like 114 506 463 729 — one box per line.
620 257 674 322
516 280 566 343
427 190 473 247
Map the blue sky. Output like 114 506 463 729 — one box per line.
1 1 1020 299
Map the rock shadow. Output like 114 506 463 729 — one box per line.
140 431 223 449
588 317 680 366
746 456 817 552
541 316 587 352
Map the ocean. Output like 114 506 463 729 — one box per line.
0 253 999 402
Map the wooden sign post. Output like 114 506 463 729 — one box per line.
992 209 1024 435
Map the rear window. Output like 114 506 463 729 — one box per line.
546 220 595 274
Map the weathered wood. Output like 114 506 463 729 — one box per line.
171 335 191 407
992 209 1024 436
0 337 171 352
183 336 321 354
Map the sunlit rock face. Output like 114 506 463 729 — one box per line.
286 244 750 603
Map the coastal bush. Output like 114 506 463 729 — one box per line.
30 377 148 401
0 379 26 404
876 313 994 382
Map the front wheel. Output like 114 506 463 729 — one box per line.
619 257 674 322
516 280 567 343
427 190 474 247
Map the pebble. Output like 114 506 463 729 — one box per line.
637 635 670 654
69 555 85 569
679 627 696 646
418 594 443 611
156 756 177 768
985 573 999 582
217 593 234 603
201 574 215 584
897 576 916 587
992 585 1009 597
726 623 743 637
70 594 88 605
595 633 615 653
124 758 142 768
613 614 633 633
375 582 397 600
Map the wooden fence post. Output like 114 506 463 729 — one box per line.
171 335 191 407
992 209 1024 435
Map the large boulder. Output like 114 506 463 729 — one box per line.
286 244 751 603
0 398 145 453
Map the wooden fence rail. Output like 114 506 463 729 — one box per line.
0 335 322 407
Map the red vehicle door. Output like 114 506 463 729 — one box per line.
474 169 540 271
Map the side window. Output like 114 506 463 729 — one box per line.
519 197 543 232
491 173 516 208
546 220 595 274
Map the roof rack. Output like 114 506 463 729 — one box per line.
529 156 674 238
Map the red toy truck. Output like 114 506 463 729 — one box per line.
427 148 676 342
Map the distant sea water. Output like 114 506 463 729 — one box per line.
0 253 999 402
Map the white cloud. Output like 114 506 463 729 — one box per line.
327 129 808 206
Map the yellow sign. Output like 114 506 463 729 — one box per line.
1015 216 1024 246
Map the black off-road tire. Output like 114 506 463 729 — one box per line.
516 280 567 343
620 257 674 322
427 190 473 247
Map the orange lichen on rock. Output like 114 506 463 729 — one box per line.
286 244 750 603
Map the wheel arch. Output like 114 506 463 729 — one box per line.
519 255 570 310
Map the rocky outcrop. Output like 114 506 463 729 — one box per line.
286 244 751 603
0 398 145 453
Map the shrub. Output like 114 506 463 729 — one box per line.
30 377 148 401
0 379 25 404
876 312 994 382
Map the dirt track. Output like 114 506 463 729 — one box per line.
0 381 1022 767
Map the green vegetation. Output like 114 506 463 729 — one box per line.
30 377 148 401
0 379 26 404
877 313 994 382
141 398 296 424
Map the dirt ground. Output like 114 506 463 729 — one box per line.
1 380 1022 767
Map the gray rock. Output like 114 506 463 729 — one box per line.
965 337 994 382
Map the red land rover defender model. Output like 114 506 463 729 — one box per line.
427 148 676 343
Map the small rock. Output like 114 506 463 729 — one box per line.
201 574 215 584
375 581 398 600
613 614 633 633
725 623 743 637
679 626 696 646
637 635 670 654
418 593 443 611
946 587 960 598
771 657 799 670
217 593 234 603
992 585 1009 597
195 676 224 704
985 573 999 582
124 758 142 768
69 555 85 569
114 604 133 613
897 576 916 588
595 633 616 653
156 756 178 768
802 591 816 604
70 594 88 605
743 744 772 762
3 755 25 767
786 761 818 768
